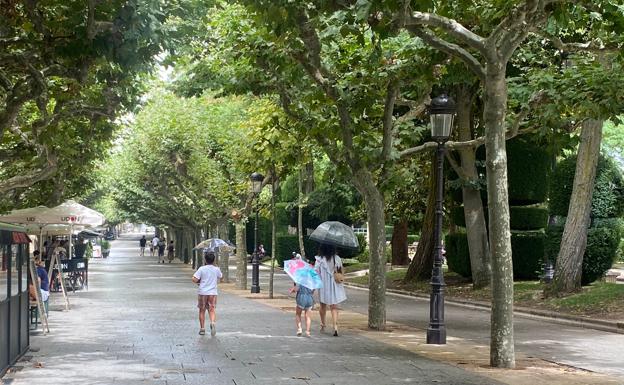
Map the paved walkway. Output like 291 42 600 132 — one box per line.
4 235 504 385
267 260 624 378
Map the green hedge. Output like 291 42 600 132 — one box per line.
506 138 552 205
546 219 622 285
450 138 551 205
451 205 548 230
446 232 471 278
275 234 318 266
246 216 273 255
511 230 546 279
550 155 624 218
407 234 420 244
510 206 549 230
446 230 546 280
274 202 291 230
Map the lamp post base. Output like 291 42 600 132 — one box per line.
251 253 260 294
426 327 447 345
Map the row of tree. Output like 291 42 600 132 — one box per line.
160 0 624 368
3 0 624 370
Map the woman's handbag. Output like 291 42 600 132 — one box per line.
333 258 345 284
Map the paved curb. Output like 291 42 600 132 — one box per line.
344 282 624 335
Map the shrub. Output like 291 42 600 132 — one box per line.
545 219 622 285
275 234 318 266
357 248 370 263
550 155 624 218
246 216 273 256
506 138 552 205
509 206 549 230
407 234 420 244
446 230 546 280
584 221 622 285
450 137 551 205
446 232 471 278
450 206 467 228
511 230 546 280
451 205 548 230
274 202 291 231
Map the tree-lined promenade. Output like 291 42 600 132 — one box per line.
2 0 624 373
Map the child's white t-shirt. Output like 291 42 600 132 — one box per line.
193 265 223 295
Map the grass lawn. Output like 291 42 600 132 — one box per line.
343 262 369 274
347 269 624 320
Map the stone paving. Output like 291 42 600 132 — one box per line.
3 235 504 385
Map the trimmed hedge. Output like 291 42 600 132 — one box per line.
546 219 622 285
506 138 552 205
446 232 471 278
511 230 546 280
450 138 552 205
451 205 548 230
550 155 624 218
446 230 546 279
275 234 319 266
246 216 273 255
510 206 549 230
274 202 291 231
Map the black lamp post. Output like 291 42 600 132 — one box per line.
427 93 456 345
250 172 264 294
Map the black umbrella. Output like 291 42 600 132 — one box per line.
309 221 359 250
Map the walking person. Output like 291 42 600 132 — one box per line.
139 235 147 257
167 240 175 263
192 251 223 336
151 235 159 257
158 238 166 264
289 283 314 337
314 243 347 336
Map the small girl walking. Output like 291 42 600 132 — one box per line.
289 283 314 337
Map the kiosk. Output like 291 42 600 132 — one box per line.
0 223 30 376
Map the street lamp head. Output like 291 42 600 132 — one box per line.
250 172 264 194
429 93 456 142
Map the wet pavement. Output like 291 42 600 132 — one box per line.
4 235 504 385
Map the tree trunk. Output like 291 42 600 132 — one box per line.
404 155 435 282
304 161 315 194
217 218 230 282
297 167 306 260
549 119 603 295
235 220 247 290
269 170 277 299
391 219 409 265
456 84 491 290
194 228 201 269
352 169 386 330
484 72 515 369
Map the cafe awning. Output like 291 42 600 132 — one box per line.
0 222 30 245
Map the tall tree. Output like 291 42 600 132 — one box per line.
0 0 167 203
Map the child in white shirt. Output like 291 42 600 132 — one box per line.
192 252 223 336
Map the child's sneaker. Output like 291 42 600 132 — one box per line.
210 323 216 336
199 329 205 335
296 327 302 336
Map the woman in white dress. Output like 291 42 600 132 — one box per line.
314 244 347 336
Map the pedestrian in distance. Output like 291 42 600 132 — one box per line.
314 243 347 337
151 236 159 258
158 238 166 263
192 251 223 336
167 240 175 263
139 235 147 257
289 283 314 337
